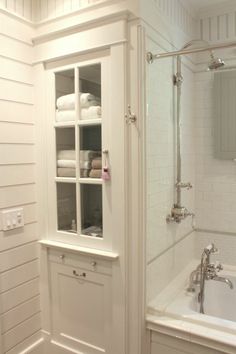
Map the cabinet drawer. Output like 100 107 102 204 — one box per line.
49 249 112 275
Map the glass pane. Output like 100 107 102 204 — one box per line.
79 125 102 178
57 183 77 233
79 64 101 121
55 69 75 123
56 128 76 178
80 184 102 238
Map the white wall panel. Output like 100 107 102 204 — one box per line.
0 144 35 164
0 184 36 208
0 164 35 187
0 79 33 104
0 241 38 272
0 56 33 84
0 101 34 124
0 122 34 143
0 278 39 313
0 259 39 293
1 296 41 333
3 313 41 352
0 34 33 64
0 13 33 43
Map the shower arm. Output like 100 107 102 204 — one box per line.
146 40 236 63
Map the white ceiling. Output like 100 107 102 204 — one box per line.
188 0 229 10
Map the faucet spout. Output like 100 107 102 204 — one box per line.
212 276 234 289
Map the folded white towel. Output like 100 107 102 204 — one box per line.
56 110 76 122
81 106 102 120
57 150 75 160
80 169 90 178
57 168 76 177
57 160 76 168
80 161 91 169
57 94 75 111
56 93 100 111
80 93 97 108
80 150 101 161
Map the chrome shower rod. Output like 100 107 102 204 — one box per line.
147 40 236 63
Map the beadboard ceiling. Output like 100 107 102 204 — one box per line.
189 0 230 10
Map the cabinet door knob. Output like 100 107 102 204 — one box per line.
59 254 65 260
91 261 97 267
73 270 86 278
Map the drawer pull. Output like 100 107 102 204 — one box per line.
91 261 97 267
59 254 65 260
73 270 86 278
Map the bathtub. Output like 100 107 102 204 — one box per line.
147 263 236 353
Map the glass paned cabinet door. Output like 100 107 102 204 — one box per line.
52 58 110 248
78 62 104 240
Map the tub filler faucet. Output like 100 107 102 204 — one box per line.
187 243 234 314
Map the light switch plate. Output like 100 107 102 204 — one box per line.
1 208 24 231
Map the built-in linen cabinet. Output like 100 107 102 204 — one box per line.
48 55 111 250
49 249 112 354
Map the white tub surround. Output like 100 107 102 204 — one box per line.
147 261 236 354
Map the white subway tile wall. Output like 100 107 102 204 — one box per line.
146 37 196 302
147 1 236 304
195 67 236 233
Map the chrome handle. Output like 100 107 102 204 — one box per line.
73 270 86 278
59 254 65 260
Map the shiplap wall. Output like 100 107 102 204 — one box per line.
146 0 197 302
0 11 41 354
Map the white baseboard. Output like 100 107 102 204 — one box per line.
21 339 45 354
42 331 84 354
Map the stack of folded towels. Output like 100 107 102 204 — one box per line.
80 150 101 178
89 157 102 178
56 93 101 122
57 150 76 177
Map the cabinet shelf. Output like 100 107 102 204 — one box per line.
78 118 102 126
79 178 102 185
39 239 119 260
54 121 75 128
55 177 76 183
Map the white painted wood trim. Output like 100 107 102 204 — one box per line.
39 240 119 260
33 40 128 65
32 10 130 44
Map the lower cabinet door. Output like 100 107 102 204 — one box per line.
50 262 112 354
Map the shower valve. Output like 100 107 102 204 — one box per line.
166 205 194 224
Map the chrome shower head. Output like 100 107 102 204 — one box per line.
208 51 225 70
